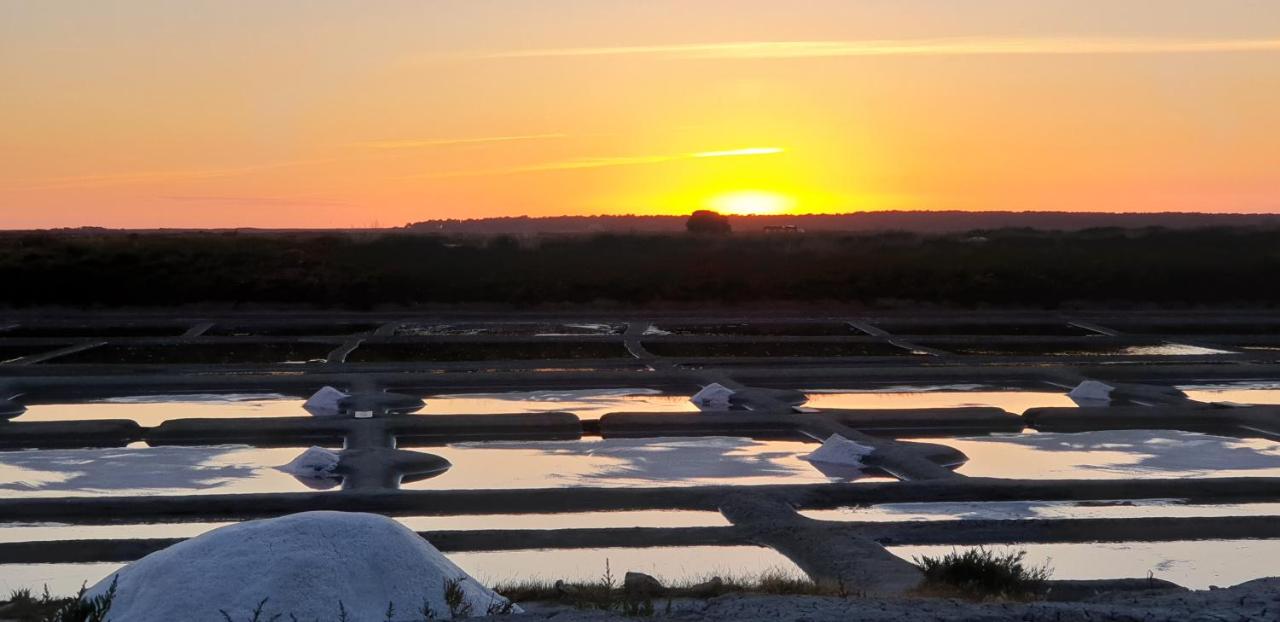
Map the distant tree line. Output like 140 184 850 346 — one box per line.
0 227 1277 308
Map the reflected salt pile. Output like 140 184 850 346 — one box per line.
1178 381 1280 405
404 437 891 490
18 393 304 426
803 500 1280 523
1119 344 1236 356
923 430 1280 479
454 546 803 586
417 388 697 417
0 446 339 497
802 384 1073 414
889 540 1280 589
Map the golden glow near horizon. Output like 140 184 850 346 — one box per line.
1 1 1279 228
710 191 796 216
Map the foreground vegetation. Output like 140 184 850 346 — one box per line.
2 227 1278 308
913 548 1053 600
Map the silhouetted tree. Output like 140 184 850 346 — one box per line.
685 210 731 235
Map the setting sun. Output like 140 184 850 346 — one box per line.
709 191 796 216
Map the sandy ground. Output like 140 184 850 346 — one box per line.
502 578 1280 621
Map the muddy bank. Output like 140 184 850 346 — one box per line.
503 577 1280 621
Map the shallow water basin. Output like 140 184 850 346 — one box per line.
922 430 1280 479
0 445 340 497
402 437 890 490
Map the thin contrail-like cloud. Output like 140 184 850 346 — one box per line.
406 146 784 179
482 37 1280 60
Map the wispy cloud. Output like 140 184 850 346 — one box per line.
482 37 1280 60
356 133 567 150
408 146 784 179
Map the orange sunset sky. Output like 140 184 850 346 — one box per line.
1 1 1278 228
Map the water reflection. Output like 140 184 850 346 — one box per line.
405 437 884 490
804 500 1280 522
1178 381 1280 405
0 511 730 547
19 394 304 426
923 430 1280 479
0 446 334 497
418 389 696 417
453 546 802 585
802 386 1073 414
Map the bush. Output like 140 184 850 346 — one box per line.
913 548 1051 600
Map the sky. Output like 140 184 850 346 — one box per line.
1 0 1278 228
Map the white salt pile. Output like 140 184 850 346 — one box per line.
85 511 516 621
302 385 349 416
691 383 735 411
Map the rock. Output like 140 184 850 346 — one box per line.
624 572 665 598
0 397 25 421
84 511 515 621
687 576 725 597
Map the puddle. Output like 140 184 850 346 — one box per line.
802 386 1072 414
654 322 855 336
643 341 914 358
402 437 891 490
16 393 305 426
455 546 803 586
43 343 333 365
872 322 1094 336
889 540 1280 590
928 342 1235 357
206 323 380 336
0 446 340 497
923 430 1280 479
417 389 697 417
348 341 628 363
395 323 623 336
1 325 187 338
803 500 1280 522
1177 381 1280 406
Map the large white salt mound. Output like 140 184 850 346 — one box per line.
85 511 515 621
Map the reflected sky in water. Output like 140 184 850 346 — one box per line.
1178 381 1280 405
890 540 1280 590
805 500 1280 522
453 546 802 585
0 446 331 497
0 511 729 548
19 394 305 426
923 430 1280 479
418 389 697 417
405 437 883 490
802 385 1071 414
